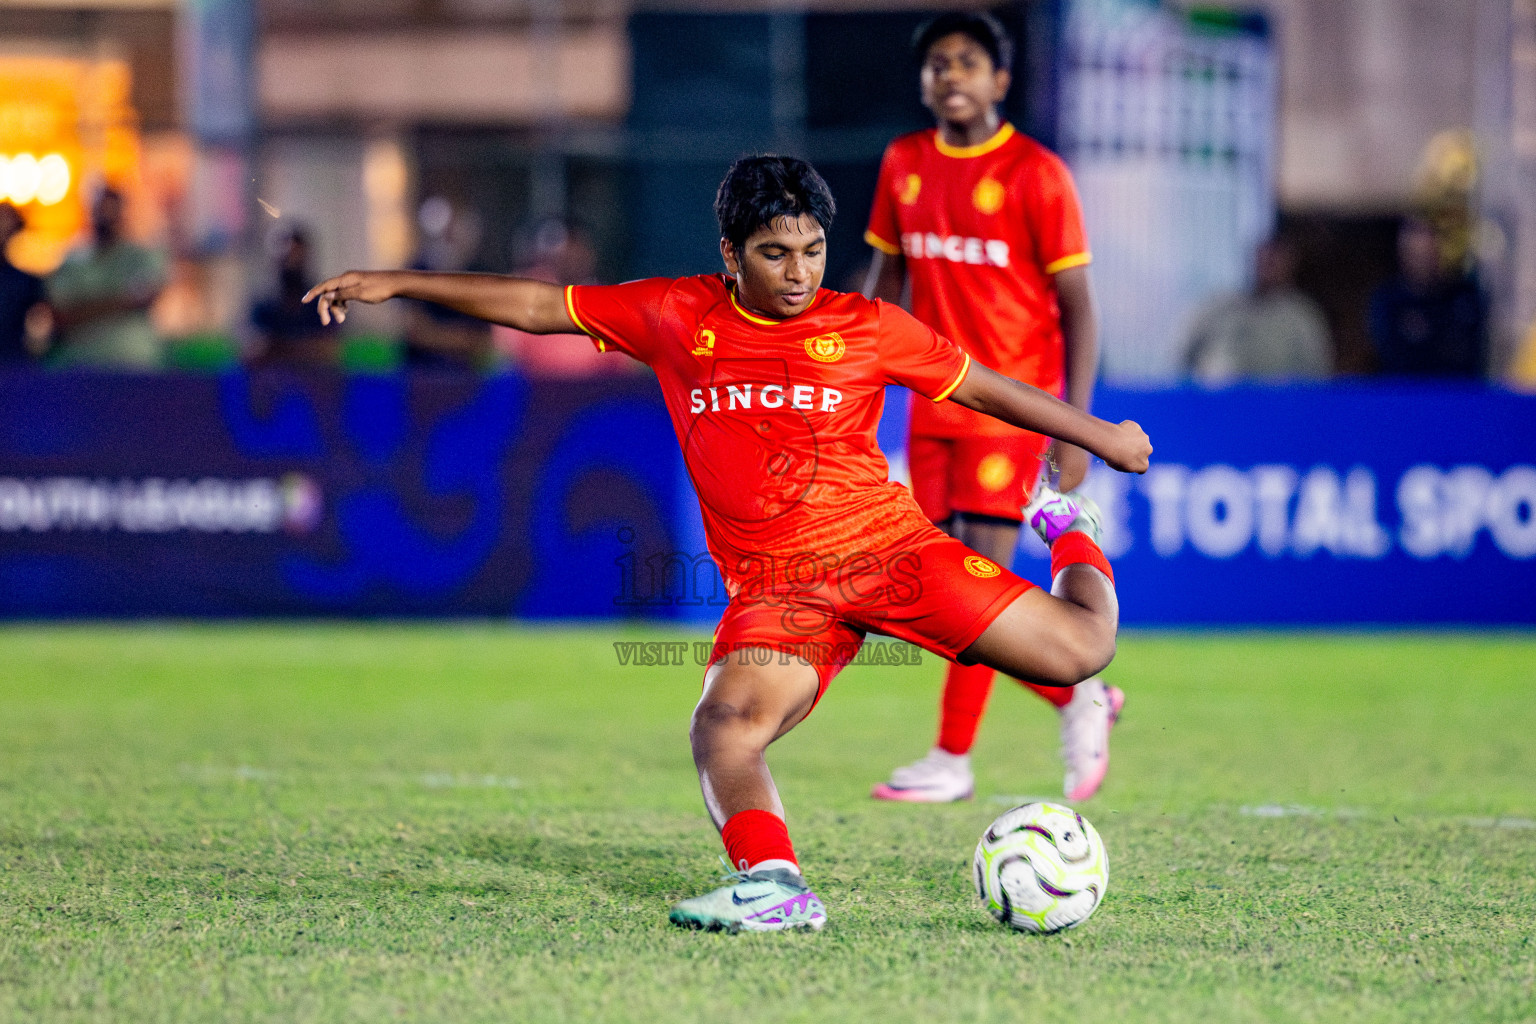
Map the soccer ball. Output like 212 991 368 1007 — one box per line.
973 801 1109 933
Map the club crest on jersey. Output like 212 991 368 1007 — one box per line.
964 555 1001 578
899 174 922 205
804 333 846 363
692 328 716 357
972 177 1006 215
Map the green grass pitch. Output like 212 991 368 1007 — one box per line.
2 625 1533 1023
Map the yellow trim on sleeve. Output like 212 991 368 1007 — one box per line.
1044 251 1093 275
864 229 900 255
932 123 1016 159
931 352 971 402
564 284 605 352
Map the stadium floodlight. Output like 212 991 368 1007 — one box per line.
3 153 41 205
36 154 70 206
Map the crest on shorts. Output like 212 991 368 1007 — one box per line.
976 453 1016 492
972 177 1006 215
804 333 846 363
692 328 716 357
899 174 922 205
964 556 1001 578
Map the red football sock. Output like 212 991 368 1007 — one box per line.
1021 680 1074 708
1037 534 1113 705
1051 531 1115 585
937 661 997 754
721 809 798 873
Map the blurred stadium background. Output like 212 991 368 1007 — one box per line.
0 0 1532 623
4 10 1534 1019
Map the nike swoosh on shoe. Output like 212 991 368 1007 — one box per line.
731 890 774 906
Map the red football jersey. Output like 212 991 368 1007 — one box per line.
866 123 1090 438
566 274 971 586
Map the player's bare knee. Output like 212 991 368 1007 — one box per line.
1050 617 1115 685
690 698 748 737
1038 649 1087 688
690 698 771 754
1073 617 1117 680
1086 629 1116 679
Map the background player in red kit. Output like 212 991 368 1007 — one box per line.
864 12 1122 805
304 156 1150 933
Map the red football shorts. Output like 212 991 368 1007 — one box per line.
706 519 1037 711
908 431 1051 523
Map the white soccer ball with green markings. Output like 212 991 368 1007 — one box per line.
973 801 1108 933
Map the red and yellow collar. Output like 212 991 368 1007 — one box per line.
727 281 823 326
933 122 1016 159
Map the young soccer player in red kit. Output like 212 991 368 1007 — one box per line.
864 12 1122 805
306 156 1150 933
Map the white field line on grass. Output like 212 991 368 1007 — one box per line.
177 764 522 790
1237 805 1534 829
169 769 1532 827
988 795 1535 830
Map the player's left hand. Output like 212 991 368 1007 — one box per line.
1050 440 1090 492
1100 420 1152 475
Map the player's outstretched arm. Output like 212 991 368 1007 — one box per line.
948 362 1151 474
1051 264 1100 490
862 250 906 304
302 271 576 334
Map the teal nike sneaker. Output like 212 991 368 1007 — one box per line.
669 863 828 933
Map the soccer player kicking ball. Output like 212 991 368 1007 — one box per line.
305 156 1150 933
864 12 1122 805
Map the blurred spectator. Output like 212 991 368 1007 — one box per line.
1511 318 1536 392
1183 235 1332 384
248 225 340 368
0 203 46 365
1368 217 1487 377
494 219 637 377
403 196 494 371
46 188 167 370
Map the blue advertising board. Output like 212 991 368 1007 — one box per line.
0 372 1531 624
0 370 686 618
1017 385 1536 624
670 384 1536 626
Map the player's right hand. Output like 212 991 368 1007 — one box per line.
303 271 397 325
1102 419 1152 475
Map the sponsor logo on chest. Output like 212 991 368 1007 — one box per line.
901 232 1010 268
688 383 844 415
685 326 853 414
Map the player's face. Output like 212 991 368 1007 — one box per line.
920 33 1010 131
720 214 827 320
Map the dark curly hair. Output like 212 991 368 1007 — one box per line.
714 155 836 252
912 10 1014 72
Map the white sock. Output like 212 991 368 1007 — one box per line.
928 746 972 769
748 858 801 877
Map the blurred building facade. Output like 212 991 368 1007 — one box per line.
1056 1 1277 380
0 4 176 274
0 0 1531 380
1196 0 1535 377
